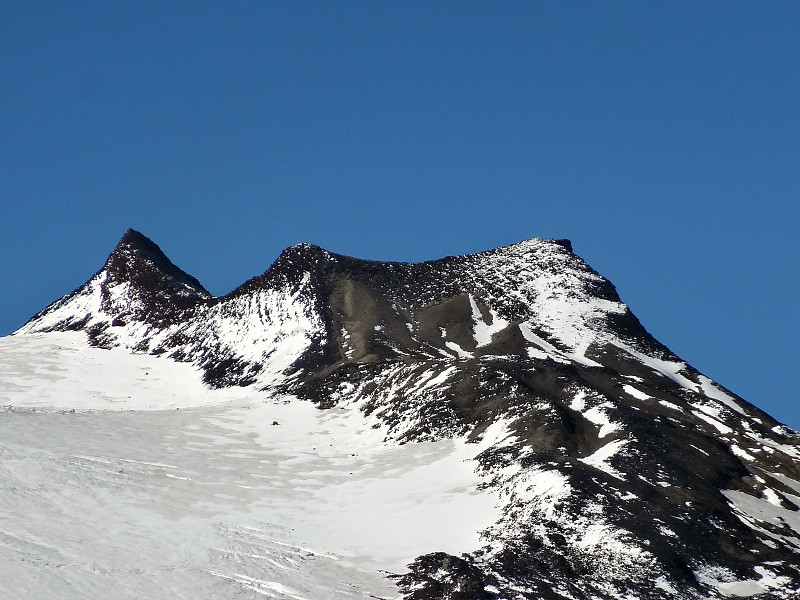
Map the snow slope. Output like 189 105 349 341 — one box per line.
0 332 501 600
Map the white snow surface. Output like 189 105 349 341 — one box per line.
0 332 502 600
583 404 621 439
568 391 621 439
0 333 223 410
469 294 509 348
622 384 650 401
579 439 629 480
497 241 626 355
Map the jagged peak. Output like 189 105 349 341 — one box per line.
104 229 210 297
117 227 162 251
107 228 177 267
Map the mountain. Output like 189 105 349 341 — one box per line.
9 229 800 599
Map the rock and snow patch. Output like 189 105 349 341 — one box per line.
696 375 746 416
15 273 107 335
693 564 795 598
692 410 734 435
469 294 509 348
623 384 650 401
568 391 622 439
723 488 800 553
730 444 755 461
583 404 621 439
579 439 629 480
189 283 323 387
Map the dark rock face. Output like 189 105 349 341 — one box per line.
394 552 502 600
16 229 800 599
105 229 209 297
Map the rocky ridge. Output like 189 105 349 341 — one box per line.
16 229 800 599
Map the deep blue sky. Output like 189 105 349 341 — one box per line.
2 3 798 428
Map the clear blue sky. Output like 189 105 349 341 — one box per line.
2 2 798 428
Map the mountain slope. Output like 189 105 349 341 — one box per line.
22 228 212 337
12 229 800 599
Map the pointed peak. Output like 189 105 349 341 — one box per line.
268 241 341 273
104 229 210 297
120 227 148 242
111 228 171 263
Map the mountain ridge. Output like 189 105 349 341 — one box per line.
12 229 800 599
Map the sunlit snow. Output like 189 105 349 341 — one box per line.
578 439 629 480
0 333 501 600
469 294 509 348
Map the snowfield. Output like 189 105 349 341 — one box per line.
0 333 501 600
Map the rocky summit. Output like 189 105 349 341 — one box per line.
12 229 800 599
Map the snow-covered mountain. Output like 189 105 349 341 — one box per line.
4 229 800 599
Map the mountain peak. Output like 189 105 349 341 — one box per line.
16 229 211 336
104 229 209 296
11 229 800 597
112 228 174 264
118 227 158 249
